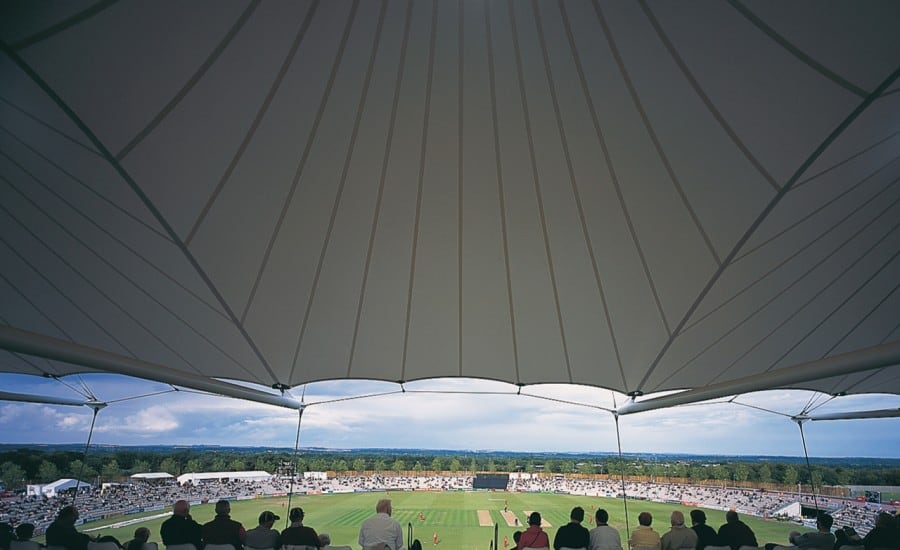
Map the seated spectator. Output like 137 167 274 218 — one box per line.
833 526 861 550
14 524 36 542
554 506 590 550
519 512 550 550
512 531 522 550
46 506 93 550
862 512 898 550
590 509 622 550
96 535 123 549
629 512 661 550
124 528 150 550
717 511 757 550
317 533 331 549
787 513 835 550
1 522 12 550
689 511 717 550
281 508 320 549
161 500 202 550
358 500 400 550
244 511 280 550
661 511 697 550
202 500 246 550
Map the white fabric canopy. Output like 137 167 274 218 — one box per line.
1 0 899 410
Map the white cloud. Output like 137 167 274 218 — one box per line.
1 374 898 456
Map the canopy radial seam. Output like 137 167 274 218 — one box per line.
589 0 673 337
115 0 262 160
507 0 574 382
287 0 385 384
485 0 522 386
346 0 416 379
186 0 322 247
244 0 360 332
635 0 780 192
400 0 439 385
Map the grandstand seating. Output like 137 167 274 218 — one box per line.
1 474 895 541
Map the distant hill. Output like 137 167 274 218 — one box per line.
2 443 898 467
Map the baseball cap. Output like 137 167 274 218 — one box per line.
259 511 280 523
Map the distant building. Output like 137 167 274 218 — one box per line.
130 472 175 482
26 479 92 498
176 471 272 485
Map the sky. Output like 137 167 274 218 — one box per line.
1 373 899 458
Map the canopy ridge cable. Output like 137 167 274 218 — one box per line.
0 97 103 158
186 0 321 246
657 196 900 389
0 40 283 386
1 171 254 374
104 389 180 404
71 400 106 507
685 171 900 332
518 391 615 412
10 0 120 50
0 126 171 241
39 374 93 401
806 395 838 415
0 140 227 317
794 131 900 189
822 275 900 359
116 0 262 160
726 0 868 98
730 400 794 418
284 404 307 529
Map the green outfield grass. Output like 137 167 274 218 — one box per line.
40 492 799 550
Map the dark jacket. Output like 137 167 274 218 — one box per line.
45 521 91 550
161 514 203 549
717 520 757 550
554 521 590 550
692 523 718 550
202 515 246 550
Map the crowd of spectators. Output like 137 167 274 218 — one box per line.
1 474 896 542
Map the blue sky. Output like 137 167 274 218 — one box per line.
1 373 898 458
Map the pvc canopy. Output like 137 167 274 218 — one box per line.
1 0 899 409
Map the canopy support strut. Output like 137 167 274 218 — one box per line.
613 412 631 543
284 403 307 528
616 341 900 415
792 416 821 515
72 400 106 507
0 325 302 410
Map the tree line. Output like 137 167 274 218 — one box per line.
1 448 897 489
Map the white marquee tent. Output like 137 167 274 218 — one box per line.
1 0 899 420
176 471 272 485
26 478 92 498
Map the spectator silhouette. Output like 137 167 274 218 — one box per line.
629 512 661 550
161 500 202 549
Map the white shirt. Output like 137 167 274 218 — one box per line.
358 512 404 550
590 524 623 550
